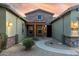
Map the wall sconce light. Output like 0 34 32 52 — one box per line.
70 21 78 30
8 21 13 28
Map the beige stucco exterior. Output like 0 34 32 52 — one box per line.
51 5 79 43
6 10 17 37
0 7 6 33
0 4 26 49
6 10 26 42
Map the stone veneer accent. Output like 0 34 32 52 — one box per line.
6 36 16 48
64 35 79 47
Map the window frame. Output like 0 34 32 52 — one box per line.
37 15 42 21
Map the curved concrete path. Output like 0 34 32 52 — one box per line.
35 40 79 55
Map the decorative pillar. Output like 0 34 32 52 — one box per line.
43 25 46 37
34 22 36 37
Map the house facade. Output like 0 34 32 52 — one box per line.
51 5 79 47
25 9 54 37
0 4 26 49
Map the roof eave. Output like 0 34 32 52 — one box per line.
25 9 54 15
0 3 27 22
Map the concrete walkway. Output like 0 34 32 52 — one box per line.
0 43 68 56
35 40 79 55
0 37 79 56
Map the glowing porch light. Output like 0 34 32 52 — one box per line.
70 21 79 36
70 21 78 30
7 21 13 28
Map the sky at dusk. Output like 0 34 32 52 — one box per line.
8 3 79 17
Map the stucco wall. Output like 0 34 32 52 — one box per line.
0 7 6 33
26 10 53 25
17 18 26 42
6 10 25 42
6 10 17 37
52 18 64 42
70 10 79 35
63 12 71 36
52 12 71 42
0 6 26 48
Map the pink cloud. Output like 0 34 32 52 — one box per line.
9 3 77 17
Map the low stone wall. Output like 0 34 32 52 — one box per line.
64 35 79 48
6 36 16 48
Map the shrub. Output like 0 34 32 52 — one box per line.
23 38 35 49
0 33 8 52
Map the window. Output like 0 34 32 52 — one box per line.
37 26 42 30
28 26 33 30
38 30 42 33
37 26 42 34
37 15 42 20
22 24 24 34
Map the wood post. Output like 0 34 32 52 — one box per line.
34 22 36 37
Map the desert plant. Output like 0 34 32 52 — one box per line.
23 38 35 49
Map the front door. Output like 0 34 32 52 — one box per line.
47 25 52 37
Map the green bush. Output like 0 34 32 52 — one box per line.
0 33 8 52
23 38 35 49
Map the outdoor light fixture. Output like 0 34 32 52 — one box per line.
70 21 79 36
8 21 13 28
70 21 78 30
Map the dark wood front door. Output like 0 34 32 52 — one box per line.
47 25 52 37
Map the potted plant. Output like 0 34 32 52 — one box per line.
23 38 35 50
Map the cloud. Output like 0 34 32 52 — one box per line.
8 3 77 17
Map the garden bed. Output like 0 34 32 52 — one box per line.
45 39 73 50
